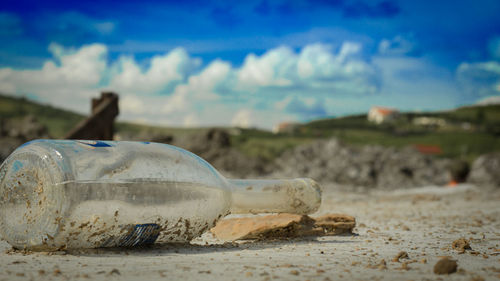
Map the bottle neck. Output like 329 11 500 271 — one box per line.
228 178 321 215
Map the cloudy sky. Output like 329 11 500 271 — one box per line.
1 0 499 129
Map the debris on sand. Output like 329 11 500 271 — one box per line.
392 251 409 262
108 269 120 276
433 257 457 275
452 238 471 253
210 213 355 241
377 259 387 270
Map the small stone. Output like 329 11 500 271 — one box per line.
290 270 300 275
433 257 457 275
452 238 471 254
392 251 409 262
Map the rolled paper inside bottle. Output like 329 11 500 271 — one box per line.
228 178 322 215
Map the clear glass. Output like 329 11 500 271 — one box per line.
0 140 321 250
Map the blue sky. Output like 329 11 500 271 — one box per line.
1 0 499 128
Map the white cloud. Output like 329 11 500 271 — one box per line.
110 48 201 94
120 95 145 115
231 109 253 128
230 108 297 129
237 42 377 95
0 42 379 129
162 60 231 115
456 61 500 98
237 46 295 89
275 96 327 119
183 114 200 127
297 44 333 78
0 43 107 112
5 41 492 130
476 95 500 105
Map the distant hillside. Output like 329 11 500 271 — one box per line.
0 94 85 138
297 105 500 161
304 104 500 130
1 93 499 162
0 93 199 139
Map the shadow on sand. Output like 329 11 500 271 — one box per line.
63 233 359 257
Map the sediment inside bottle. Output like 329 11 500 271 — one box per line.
4 179 231 250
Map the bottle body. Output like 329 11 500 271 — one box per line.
0 140 232 250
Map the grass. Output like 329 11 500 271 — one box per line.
232 132 315 161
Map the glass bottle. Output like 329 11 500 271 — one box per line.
0 140 321 250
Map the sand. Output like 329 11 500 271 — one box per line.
1 184 500 280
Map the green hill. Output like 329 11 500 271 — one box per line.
1 93 499 162
0 94 85 138
0 94 199 139
296 105 500 161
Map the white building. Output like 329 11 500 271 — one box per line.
368 106 399 124
413 117 446 127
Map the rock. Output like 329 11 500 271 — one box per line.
433 257 457 275
392 251 409 262
468 152 500 188
448 160 470 183
210 214 316 241
451 238 471 253
210 213 356 241
271 138 450 189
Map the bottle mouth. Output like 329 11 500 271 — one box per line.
229 177 322 215
0 150 67 250
291 178 322 214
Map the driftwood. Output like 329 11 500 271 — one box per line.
65 92 119 140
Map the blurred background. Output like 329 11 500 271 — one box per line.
1 0 499 189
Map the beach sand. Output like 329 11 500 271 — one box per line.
1 184 499 280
